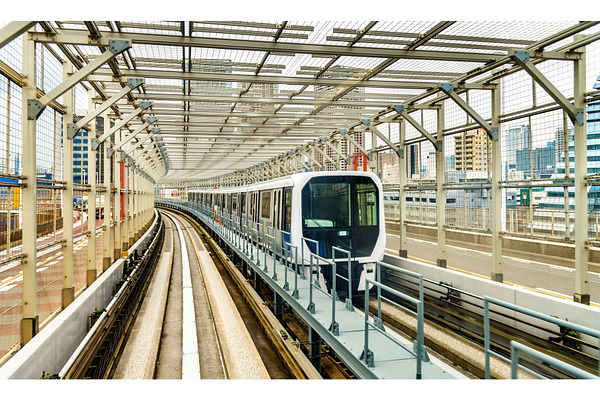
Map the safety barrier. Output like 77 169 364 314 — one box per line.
484 295 600 379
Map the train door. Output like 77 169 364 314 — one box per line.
259 190 272 227
282 187 292 246
241 192 247 222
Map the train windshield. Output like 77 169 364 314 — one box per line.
302 176 379 258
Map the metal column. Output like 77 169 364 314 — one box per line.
491 78 503 282
61 61 75 309
102 120 112 271
114 147 121 260
20 32 38 344
436 104 446 268
573 37 590 305
87 89 97 286
398 119 407 258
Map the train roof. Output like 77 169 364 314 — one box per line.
188 171 380 194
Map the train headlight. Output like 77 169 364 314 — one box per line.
365 262 375 272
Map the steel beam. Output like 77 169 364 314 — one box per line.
339 129 371 161
396 119 407 258
87 89 97 286
130 92 393 109
29 40 131 120
573 37 590 305
20 32 39 344
393 105 441 151
435 103 446 268
92 102 151 150
438 83 498 141
0 22 36 48
510 50 584 126
31 29 504 63
113 119 154 151
361 119 403 158
491 78 503 283
61 61 75 309
68 79 143 138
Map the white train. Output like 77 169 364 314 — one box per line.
187 171 386 300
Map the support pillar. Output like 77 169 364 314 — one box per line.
436 104 446 268
398 119 407 258
114 147 122 260
20 31 38 344
102 127 112 271
87 89 97 286
573 37 590 304
274 291 284 323
61 61 74 309
308 327 322 373
491 77 503 283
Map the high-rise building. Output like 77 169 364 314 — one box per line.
454 128 489 171
505 124 530 170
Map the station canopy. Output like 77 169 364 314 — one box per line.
30 21 598 182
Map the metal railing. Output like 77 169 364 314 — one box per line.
510 341 598 379
363 276 425 379
332 246 354 311
484 295 600 378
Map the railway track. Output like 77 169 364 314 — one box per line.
158 208 321 379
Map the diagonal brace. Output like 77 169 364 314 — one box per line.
68 79 143 138
29 40 131 120
113 121 151 151
510 50 584 126
339 129 371 160
323 137 347 161
92 101 152 150
311 142 337 166
361 119 404 158
393 105 442 151
125 129 161 157
302 148 324 169
438 83 498 140
0 22 36 48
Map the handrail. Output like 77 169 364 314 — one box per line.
484 295 600 378
510 341 598 379
332 246 354 311
363 277 425 379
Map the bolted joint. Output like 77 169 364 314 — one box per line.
361 118 371 126
511 50 530 64
126 78 144 89
490 127 499 141
574 108 585 126
108 39 131 55
139 101 152 110
91 138 100 151
393 104 405 114
434 140 443 152
27 99 45 120
67 123 79 140
338 128 347 134
146 116 158 125
152 127 161 134
439 83 454 94
106 148 115 158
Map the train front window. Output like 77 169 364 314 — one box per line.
302 180 350 229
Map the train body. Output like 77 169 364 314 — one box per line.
187 171 386 300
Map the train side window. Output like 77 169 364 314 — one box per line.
283 188 292 232
260 191 271 219
241 193 246 214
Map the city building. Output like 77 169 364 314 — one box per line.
454 128 489 171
